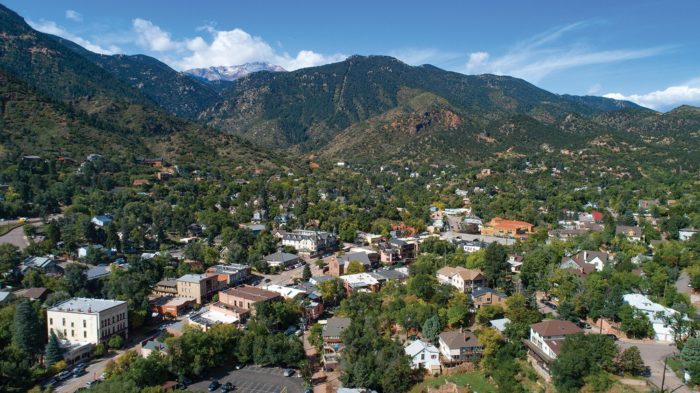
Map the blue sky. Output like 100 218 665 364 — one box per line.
5 0 700 110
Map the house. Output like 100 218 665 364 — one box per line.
461 217 483 234
78 244 113 259
0 291 14 305
458 239 485 253
616 226 643 242
86 264 112 281
489 318 511 333
560 251 609 273
438 331 483 364
548 228 590 242
16 287 49 301
389 238 417 261
638 199 660 211
507 254 524 273
322 317 352 371
91 214 113 227
339 273 382 294
282 230 338 257
524 320 582 379
19 256 62 276
470 287 508 309
481 217 534 239
176 274 219 304
680 228 699 241
405 340 441 373
436 267 486 293
263 251 301 269
329 252 373 276
623 293 689 342
188 302 246 330
218 285 281 315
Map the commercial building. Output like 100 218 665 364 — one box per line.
218 285 281 315
481 217 534 239
176 274 219 304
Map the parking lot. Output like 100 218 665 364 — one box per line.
188 365 304 393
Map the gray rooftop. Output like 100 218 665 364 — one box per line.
264 251 300 263
177 274 208 283
49 297 126 314
323 317 352 337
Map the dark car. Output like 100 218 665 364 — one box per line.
208 380 221 391
576 321 592 329
221 382 234 392
283 368 295 377
73 368 87 378
605 334 619 341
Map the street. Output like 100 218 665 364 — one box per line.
617 339 690 393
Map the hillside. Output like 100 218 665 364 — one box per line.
201 55 645 158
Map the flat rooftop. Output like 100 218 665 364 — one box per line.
49 297 126 314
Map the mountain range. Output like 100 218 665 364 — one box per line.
0 3 698 169
184 62 286 82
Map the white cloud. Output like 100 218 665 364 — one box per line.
604 79 700 110
587 83 602 95
464 22 669 83
65 10 82 22
27 19 120 55
131 18 344 71
132 18 182 52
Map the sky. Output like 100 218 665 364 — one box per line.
4 0 700 111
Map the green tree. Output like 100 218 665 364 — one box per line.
483 242 508 287
61 264 88 295
446 293 469 327
13 300 43 357
346 260 365 274
618 346 645 376
476 304 505 325
302 264 311 281
108 335 125 349
618 304 654 339
681 337 700 370
45 331 63 367
406 274 436 301
421 315 441 343
551 334 618 393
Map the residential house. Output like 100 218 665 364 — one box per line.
481 217 534 239
461 217 483 234
524 320 582 379
436 267 486 293
176 274 219 304
329 252 373 276
616 226 643 242
405 340 441 373
322 317 352 371
0 291 14 305
470 287 508 309
91 214 113 227
623 293 689 342
458 239 485 253
19 256 62 276
438 331 483 364
218 285 281 315
638 199 660 211
560 251 609 273
16 287 49 301
680 228 698 241
263 251 301 269
282 230 338 257
507 254 524 273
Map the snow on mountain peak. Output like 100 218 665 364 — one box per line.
183 62 286 82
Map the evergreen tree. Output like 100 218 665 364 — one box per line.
421 315 441 343
302 264 312 281
45 331 63 367
13 300 43 357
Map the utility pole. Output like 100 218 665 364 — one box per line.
660 356 668 392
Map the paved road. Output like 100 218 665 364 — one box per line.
0 224 29 249
53 350 124 392
617 340 690 393
188 365 304 393
677 271 692 295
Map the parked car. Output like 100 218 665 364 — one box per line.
73 368 87 377
576 321 591 329
605 334 619 341
221 382 234 392
283 369 295 377
86 380 100 387
208 380 220 391
57 371 72 380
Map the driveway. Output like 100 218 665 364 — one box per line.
188 365 304 393
677 272 692 296
617 340 690 393
0 223 29 249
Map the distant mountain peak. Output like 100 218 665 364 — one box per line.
184 62 286 82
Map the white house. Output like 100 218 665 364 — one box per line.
438 331 483 363
404 340 441 373
524 320 582 380
623 293 689 342
436 266 486 293
91 214 113 227
680 228 698 241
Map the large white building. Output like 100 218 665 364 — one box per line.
281 230 337 256
47 298 128 345
404 340 441 373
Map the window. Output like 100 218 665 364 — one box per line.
49 318 53 325
71 322 74 327
84 331 87 338
62 318 65 326
83 320 86 328
71 330 74 337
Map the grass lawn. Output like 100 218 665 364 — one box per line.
0 222 24 237
410 371 496 393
